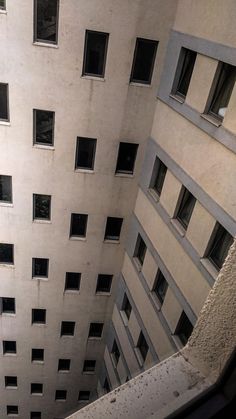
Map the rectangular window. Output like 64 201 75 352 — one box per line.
0 1 6 10
137 331 149 362
104 217 123 241
3 340 16 354
0 243 14 264
207 223 233 270
150 157 167 197
207 62 236 121
60 321 75 336
115 142 139 174
82 30 109 77
5 376 17 388
153 270 168 304
7 406 18 416
1 297 15 314
121 294 132 320
33 194 51 220
75 137 97 170
34 0 59 44
32 309 46 324
88 322 103 338
130 38 158 84
58 359 71 371
83 360 96 373
0 83 9 121
55 390 67 401
70 213 88 238
31 383 43 395
33 109 55 146
65 272 81 291
176 187 196 230
0 175 12 203
172 48 196 99
31 413 41 419
78 391 90 401
133 234 147 266
32 258 49 278
96 274 112 293
175 311 193 346
32 349 44 362
111 340 120 366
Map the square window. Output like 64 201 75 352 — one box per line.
175 187 196 230
31 413 41 419
33 194 51 220
207 223 233 271
58 359 71 371
55 390 67 401
0 83 9 121
0 1 6 10
5 376 17 388
121 294 132 320
150 157 167 197
115 143 139 174
0 175 12 203
83 360 96 373
32 348 44 362
65 272 81 291
175 311 193 346
0 243 14 264
133 234 147 266
103 377 111 393
111 340 120 366
34 0 59 44
96 274 112 293
172 48 197 100
75 137 97 170
78 390 90 401
130 38 158 84
104 217 123 241
7 406 18 416
60 321 75 336
3 340 16 354
1 297 15 314
70 213 88 238
32 309 46 324
32 258 49 278
153 270 168 304
137 331 149 362
31 383 43 395
33 109 55 146
88 322 103 338
82 30 109 77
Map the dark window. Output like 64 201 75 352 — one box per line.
122 294 132 320
61 321 75 336
1 297 15 314
103 378 110 393
153 270 168 304
58 359 71 371
75 137 97 170
83 30 109 77
0 83 9 121
5 376 17 387
111 340 120 366
175 311 193 346
3 340 16 354
88 322 103 338
33 194 51 220
0 1 6 10
207 62 236 120
31 383 43 394
0 175 12 203
32 348 44 362
130 38 158 84
176 188 196 230
83 360 96 373
32 258 49 277
96 274 112 293
55 390 67 400
32 309 46 324
207 223 233 270
7 406 18 416
115 143 139 174
78 391 90 401
34 0 59 44
31 413 41 419
134 234 147 266
33 109 55 146
172 48 196 99
150 157 167 196
104 217 123 241
70 213 88 237
0 243 14 264
65 272 81 291
137 331 149 362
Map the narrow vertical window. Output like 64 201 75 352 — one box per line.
137 331 149 362
172 48 197 100
33 194 51 220
82 30 109 77
175 311 193 345
33 109 55 146
153 270 168 304
75 137 97 170
133 234 147 266
130 38 158 84
150 157 167 197
34 0 59 44
0 83 9 121
175 187 196 230
207 223 233 270
121 294 132 320
0 175 12 203
111 340 120 366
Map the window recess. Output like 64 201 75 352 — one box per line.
171 48 196 100
130 38 158 84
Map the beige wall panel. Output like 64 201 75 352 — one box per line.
141 249 158 290
127 310 141 346
162 287 183 333
160 170 182 217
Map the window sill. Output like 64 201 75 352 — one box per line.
200 113 222 127
32 323 46 327
33 219 51 224
134 348 144 367
95 292 111 296
0 120 10 126
0 202 13 207
33 41 58 49
200 258 218 281
60 335 75 338
3 353 16 357
83 371 95 375
55 399 66 402
129 82 151 88
81 75 105 82
170 219 186 237
115 172 134 178
58 370 70 374
120 310 129 327
169 93 185 104
87 337 102 341
2 313 16 317
0 263 15 269
33 144 55 150
32 276 48 281
0 10 7 14
69 236 87 242
148 188 160 203
103 239 120 244
75 168 95 174
64 289 80 294
6 386 18 390
32 360 44 365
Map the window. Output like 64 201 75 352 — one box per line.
104 217 123 241
32 309 46 324
5 376 17 388
175 311 193 345
150 157 167 197
58 359 71 371
7 406 18 416
65 272 81 291
70 213 88 238
103 378 110 393
31 383 43 395
34 0 59 44
75 137 97 170
83 360 96 373
3 340 16 354
121 294 132 320
78 391 90 401
82 30 109 77
133 234 147 266
88 322 104 338
33 194 51 220
0 83 9 121
0 175 12 203
207 223 233 270
130 38 158 84
1 297 15 314
61 321 75 336
96 274 112 293
0 1 6 10
32 258 49 278
206 62 236 120
115 143 139 174
137 331 149 362
172 48 197 99
33 109 55 146
55 390 67 401
31 413 41 419
111 340 120 366
32 349 44 362
0 243 14 264
153 270 168 304
175 187 196 230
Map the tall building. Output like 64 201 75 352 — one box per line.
0 1 235 419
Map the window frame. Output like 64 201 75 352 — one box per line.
58 358 71 372
83 359 96 373
7 406 19 416
33 109 55 146
115 142 139 175
136 331 149 362
0 83 9 122
32 348 44 362
82 30 109 78
206 223 233 271
88 322 104 339
31 383 43 395
33 193 51 221
171 48 197 101
3 340 17 355
130 38 158 85
133 234 147 267
55 390 67 401
175 187 196 230
32 257 49 278
64 272 81 291
96 274 113 294
60 321 75 336
149 157 167 197
1 297 15 314
0 243 14 265
104 217 123 241
0 1 6 11
0 175 12 203
78 390 90 402
32 308 46 325
121 294 132 320
33 0 60 45
111 339 120 366
75 137 97 171
70 213 88 238
175 311 193 346
153 270 168 305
